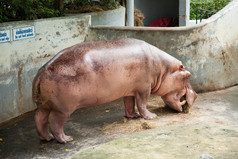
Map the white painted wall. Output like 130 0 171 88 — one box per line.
82 6 125 26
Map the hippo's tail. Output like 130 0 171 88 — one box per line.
32 68 44 107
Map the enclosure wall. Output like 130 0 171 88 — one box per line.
87 0 238 93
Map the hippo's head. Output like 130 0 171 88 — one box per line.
158 63 197 112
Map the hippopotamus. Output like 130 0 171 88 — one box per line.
32 38 197 143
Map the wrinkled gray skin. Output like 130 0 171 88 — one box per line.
33 38 197 143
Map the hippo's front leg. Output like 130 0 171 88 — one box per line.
135 89 157 120
123 96 140 118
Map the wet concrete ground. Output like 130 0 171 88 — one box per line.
0 86 238 159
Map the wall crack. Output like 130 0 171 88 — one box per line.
18 65 25 111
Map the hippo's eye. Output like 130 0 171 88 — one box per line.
179 65 184 70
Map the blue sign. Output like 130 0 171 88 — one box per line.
13 26 35 41
0 30 11 43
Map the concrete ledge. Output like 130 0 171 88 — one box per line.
87 0 238 92
89 6 125 26
66 7 125 26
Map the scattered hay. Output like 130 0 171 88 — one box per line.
134 8 144 26
102 117 159 135
182 103 190 113
80 5 105 13
141 122 157 130
102 96 199 136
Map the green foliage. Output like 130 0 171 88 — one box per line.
100 0 120 9
0 0 120 23
64 0 120 11
65 0 120 8
0 0 63 23
190 0 231 20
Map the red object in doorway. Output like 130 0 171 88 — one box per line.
148 17 176 27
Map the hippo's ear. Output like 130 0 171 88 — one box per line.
185 80 197 107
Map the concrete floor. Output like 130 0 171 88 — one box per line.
0 86 238 159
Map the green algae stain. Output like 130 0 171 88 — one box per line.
71 123 238 159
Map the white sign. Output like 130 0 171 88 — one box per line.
0 29 11 43
13 26 35 41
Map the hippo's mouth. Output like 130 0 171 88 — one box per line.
161 93 191 113
180 95 186 106
180 95 189 113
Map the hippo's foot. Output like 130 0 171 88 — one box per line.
55 134 73 144
125 112 141 118
141 110 157 120
39 132 55 141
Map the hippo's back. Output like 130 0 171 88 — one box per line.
43 38 148 78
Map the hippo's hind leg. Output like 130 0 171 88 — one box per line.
123 96 140 118
35 107 54 141
49 110 73 143
135 88 157 120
